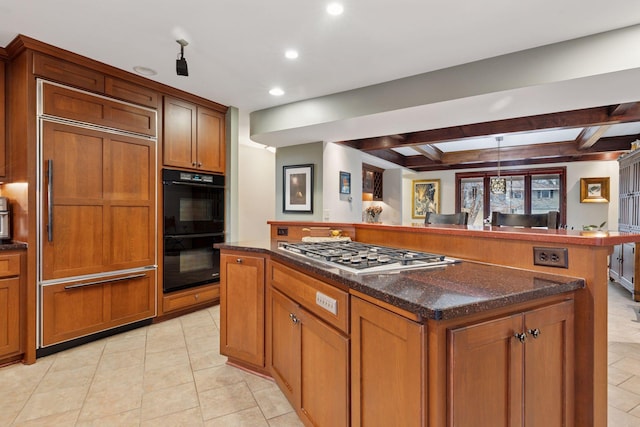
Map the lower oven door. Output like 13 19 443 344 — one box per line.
163 233 224 293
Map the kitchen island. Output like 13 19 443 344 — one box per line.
218 234 586 426
264 221 640 427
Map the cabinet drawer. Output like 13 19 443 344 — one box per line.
0 253 21 278
33 53 105 93
41 82 157 137
163 285 219 313
270 261 349 333
105 77 159 109
41 271 156 346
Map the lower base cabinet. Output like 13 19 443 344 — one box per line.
448 299 574 427
41 271 155 346
267 267 349 427
220 252 265 370
0 252 26 363
0 277 20 358
610 243 638 300
350 296 425 427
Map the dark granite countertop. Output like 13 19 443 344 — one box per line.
0 241 27 251
217 241 585 321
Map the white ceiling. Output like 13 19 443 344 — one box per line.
2 1 640 154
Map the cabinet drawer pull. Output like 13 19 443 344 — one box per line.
527 328 541 338
64 273 146 290
236 258 243 263
514 332 527 343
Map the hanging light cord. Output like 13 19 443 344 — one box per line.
496 136 503 177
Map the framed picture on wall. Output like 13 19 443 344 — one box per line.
412 179 440 218
283 164 314 213
580 177 610 203
339 171 351 194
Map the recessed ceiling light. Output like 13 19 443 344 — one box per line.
269 87 285 96
285 49 299 60
326 2 344 16
133 66 157 76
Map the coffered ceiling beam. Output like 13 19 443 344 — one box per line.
575 125 612 150
340 103 640 152
413 145 443 162
408 151 627 172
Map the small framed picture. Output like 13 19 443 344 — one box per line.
339 171 351 195
580 177 610 203
412 179 440 218
283 164 313 213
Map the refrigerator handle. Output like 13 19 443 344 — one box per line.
47 159 53 242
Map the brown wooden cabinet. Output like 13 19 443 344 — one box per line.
163 96 225 174
0 60 5 178
269 288 349 427
41 270 155 346
220 252 265 370
268 261 349 427
351 296 424 427
448 299 574 427
0 253 23 360
33 52 105 93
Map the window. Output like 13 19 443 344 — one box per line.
456 168 566 227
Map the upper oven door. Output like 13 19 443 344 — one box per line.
163 169 224 235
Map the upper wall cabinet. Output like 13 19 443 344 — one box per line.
0 60 5 178
163 96 226 174
33 53 159 110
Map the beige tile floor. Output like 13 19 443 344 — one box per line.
2 282 640 426
0 304 303 426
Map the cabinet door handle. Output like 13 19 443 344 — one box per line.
527 328 541 338
514 332 527 343
236 258 243 263
64 273 146 290
289 313 299 324
47 159 54 242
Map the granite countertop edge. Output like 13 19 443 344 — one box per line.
0 241 28 251
217 242 585 321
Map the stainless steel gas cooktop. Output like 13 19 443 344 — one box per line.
279 241 458 274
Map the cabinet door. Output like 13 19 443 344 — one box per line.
41 121 156 279
220 253 265 367
448 313 524 427
351 296 424 427
41 82 156 137
299 307 349 427
622 243 635 286
41 271 155 346
0 60 5 178
163 96 197 169
196 106 225 174
269 288 301 408
0 277 20 356
523 300 574 427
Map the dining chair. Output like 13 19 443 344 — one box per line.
425 212 469 225
491 211 560 229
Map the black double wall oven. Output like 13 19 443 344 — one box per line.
163 169 224 293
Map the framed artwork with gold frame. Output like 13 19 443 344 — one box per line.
411 179 440 218
580 177 610 203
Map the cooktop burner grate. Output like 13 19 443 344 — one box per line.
279 241 452 272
